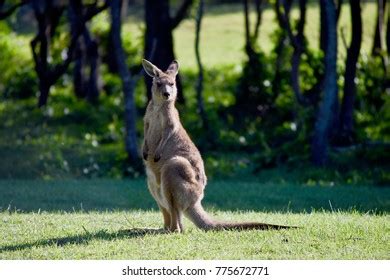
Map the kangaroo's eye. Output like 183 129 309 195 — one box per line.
169 82 174 87
156 82 162 87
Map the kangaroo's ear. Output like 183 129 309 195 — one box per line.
166 60 179 77
142 59 161 78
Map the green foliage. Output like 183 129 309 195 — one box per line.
91 10 142 73
236 50 275 109
0 27 37 99
355 55 390 141
4 64 37 99
0 94 144 179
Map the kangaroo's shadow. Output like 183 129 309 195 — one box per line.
0 228 167 254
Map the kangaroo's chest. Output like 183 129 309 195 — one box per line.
146 109 165 151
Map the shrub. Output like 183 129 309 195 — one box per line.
0 27 37 99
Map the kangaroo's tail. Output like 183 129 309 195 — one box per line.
185 202 296 231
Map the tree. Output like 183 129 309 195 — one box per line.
273 0 292 99
387 4 390 59
30 0 107 107
320 0 342 52
276 0 327 108
70 2 102 103
234 0 269 116
69 1 101 103
243 0 263 60
312 0 338 166
276 0 307 105
144 0 193 104
316 0 342 104
0 0 25 19
372 0 386 56
337 0 362 146
30 0 65 107
194 0 208 131
109 0 139 162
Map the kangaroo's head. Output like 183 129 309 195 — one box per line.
142 59 179 103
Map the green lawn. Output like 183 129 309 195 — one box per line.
0 179 389 259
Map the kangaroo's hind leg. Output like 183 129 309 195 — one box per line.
160 181 184 233
159 206 171 230
161 157 201 233
146 174 171 230
168 206 184 233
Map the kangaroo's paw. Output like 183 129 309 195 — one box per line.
153 154 161 162
143 151 148 160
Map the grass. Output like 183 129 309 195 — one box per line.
0 179 389 259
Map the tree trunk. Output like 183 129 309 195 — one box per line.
337 0 362 146
372 0 386 56
69 1 101 102
69 1 87 99
272 37 285 99
37 82 50 108
84 31 100 103
243 0 264 60
386 4 390 90
0 0 25 19
244 0 251 49
73 40 87 98
314 0 339 107
320 0 328 53
387 5 390 59
31 0 106 107
336 0 343 22
195 0 208 131
276 0 307 105
273 0 292 99
291 0 307 105
312 0 338 166
31 0 52 108
144 0 185 104
234 0 268 115
253 0 263 41
110 0 139 162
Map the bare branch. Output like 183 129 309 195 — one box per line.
133 39 157 82
244 0 250 46
336 0 343 22
84 0 109 21
51 0 109 83
195 0 208 131
0 0 26 20
276 0 299 49
340 26 348 52
253 0 263 41
276 0 308 105
171 0 194 30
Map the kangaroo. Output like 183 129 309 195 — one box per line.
142 59 293 233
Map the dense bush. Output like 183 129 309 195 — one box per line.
0 23 37 99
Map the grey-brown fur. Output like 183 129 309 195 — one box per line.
142 59 293 232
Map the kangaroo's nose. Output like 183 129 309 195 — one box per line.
163 92 170 98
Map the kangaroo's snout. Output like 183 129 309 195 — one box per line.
163 92 170 99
